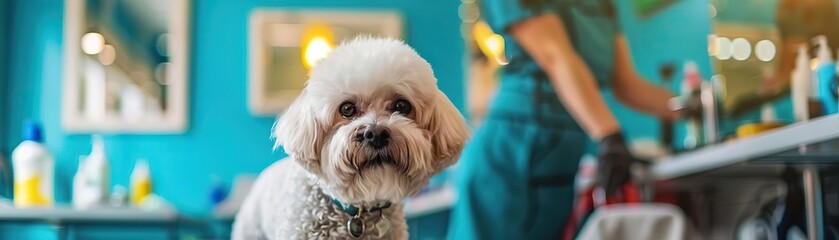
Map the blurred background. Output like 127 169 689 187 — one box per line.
0 0 837 239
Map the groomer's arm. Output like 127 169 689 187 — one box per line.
611 35 680 121
509 14 620 140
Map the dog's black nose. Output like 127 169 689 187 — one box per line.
363 125 390 149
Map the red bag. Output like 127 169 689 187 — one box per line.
561 183 641 240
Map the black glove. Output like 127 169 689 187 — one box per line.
596 133 635 197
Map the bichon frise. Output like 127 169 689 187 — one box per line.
232 37 469 240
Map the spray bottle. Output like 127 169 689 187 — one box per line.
813 35 838 114
73 135 111 209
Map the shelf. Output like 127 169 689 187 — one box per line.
0 205 178 223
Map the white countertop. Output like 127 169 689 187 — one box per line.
653 114 839 180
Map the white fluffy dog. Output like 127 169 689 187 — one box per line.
232 37 469 240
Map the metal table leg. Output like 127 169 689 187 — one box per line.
802 166 824 240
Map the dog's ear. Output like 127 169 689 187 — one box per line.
273 90 324 173
427 90 470 170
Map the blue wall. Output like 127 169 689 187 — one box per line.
0 1 9 156
610 0 713 144
2 0 464 214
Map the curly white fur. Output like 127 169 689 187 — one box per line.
232 37 469 240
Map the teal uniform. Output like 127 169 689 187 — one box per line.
448 0 621 239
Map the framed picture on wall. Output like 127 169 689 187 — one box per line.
248 9 403 116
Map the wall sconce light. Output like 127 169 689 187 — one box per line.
473 21 507 65
301 24 335 71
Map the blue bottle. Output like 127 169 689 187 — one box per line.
813 36 838 114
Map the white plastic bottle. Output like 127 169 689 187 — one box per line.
791 44 812 122
11 121 54 207
72 156 88 208
73 135 111 209
761 104 777 123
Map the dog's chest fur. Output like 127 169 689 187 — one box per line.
234 159 408 240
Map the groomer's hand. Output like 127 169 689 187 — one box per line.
596 133 635 197
669 92 703 121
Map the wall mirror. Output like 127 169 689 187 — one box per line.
63 0 190 133
248 9 402 115
709 0 839 116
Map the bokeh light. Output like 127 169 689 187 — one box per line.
715 37 733 60
81 32 105 55
732 38 751 61
98 44 116 65
755 40 776 62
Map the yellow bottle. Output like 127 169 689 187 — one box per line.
13 177 50 207
130 159 152 206
11 121 54 207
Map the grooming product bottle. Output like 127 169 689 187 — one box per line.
813 35 838 114
73 135 111 209
130 159 152 206
761 104 776 123
11 120 54 207
72 156 87 208
792 44 812 122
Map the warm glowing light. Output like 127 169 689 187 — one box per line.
715 37 733 60
81 32 105 55
304 37 333 69
811 58 819 70
485 34 503 55
485 34 508 65
301 24 335 70
732 38 751 61
755 40 776 62
473 21 507 65
98 45 116 65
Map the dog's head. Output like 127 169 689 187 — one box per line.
273 37 469 205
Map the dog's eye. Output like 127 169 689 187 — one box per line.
392 99 412 115
339 102 356 118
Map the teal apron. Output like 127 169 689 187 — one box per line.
448 0 620 239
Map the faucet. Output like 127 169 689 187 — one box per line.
667 80 720 148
